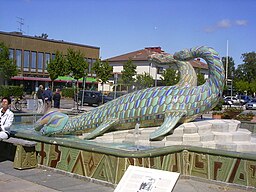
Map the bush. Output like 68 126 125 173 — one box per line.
0 85 23 97
222 107 243 119
212 98 224 111
235 112 254 121
61 87 75 98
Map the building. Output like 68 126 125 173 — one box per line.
0 31 100 93
103 47 208 92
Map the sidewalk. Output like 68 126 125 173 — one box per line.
0 159 254 192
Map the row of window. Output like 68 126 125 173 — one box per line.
9 49 96 73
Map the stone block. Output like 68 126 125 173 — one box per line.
172 126 184 135
216 143 237 151
183 122 198 134
183 133 200 142
150 141 165 147
210 120 229 132
226 120 240 132
199 133 214 142
164 134 183 141
201 141 216 149
195 121 212 133
181 141 203 147
236 142 256 153
213 132 233 142
165 141 182 146
232 130 251 142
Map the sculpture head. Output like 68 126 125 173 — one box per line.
173 48 192 61
34 110 69 136
149 52 177 64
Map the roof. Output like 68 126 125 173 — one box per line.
105 47 164 62
0 31 99 50
105 47 208 69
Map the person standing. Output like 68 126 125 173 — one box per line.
53 88 61 108
36 85 44 113
43 86 53 113
0 97 14 140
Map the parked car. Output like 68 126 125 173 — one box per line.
237 95 252 105
74 90 113 106
107 91 127 99
223 96 240 105
245 99 256 110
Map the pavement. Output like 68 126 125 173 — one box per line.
2 97 254 192
0 159 254 192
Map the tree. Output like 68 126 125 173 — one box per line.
222 56 235 79
92 59 113 103
160 67 180 86
66 48 88 110
66 48 88 81
196 69 206 86
135 72 154 90
240 52 256 83
47 51 67 88
0 42 18 85
121 59 137 92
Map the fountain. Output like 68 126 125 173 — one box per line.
6 46 256 189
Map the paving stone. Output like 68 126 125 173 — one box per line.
213 132 233 142
183 133 200 142
183 123 198 134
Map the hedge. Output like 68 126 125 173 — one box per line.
0 85 24 97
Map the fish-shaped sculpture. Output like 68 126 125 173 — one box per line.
35 46 225 141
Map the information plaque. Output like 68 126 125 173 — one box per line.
114 165 180 192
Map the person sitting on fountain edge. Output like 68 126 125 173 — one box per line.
0 97 14 140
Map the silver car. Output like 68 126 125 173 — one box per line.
245 99 256 110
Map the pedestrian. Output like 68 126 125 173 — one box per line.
36 85 44 113
53 88 61 108
0 97 14 140
43 86 53 113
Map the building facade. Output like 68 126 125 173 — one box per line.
0 31 100 93
103 47 208 92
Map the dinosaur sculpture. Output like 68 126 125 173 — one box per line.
35 46 225 141
150 52 198 87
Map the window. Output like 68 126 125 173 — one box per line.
38 52 43 71
9 49 14 59
51 53 55 60
24 50 30 70
16 49 22 68
157 67 164 74
45 53 50 71
31 51 37 71
88 58 93 73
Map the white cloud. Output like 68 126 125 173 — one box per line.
217 19 231 28
204 19 247 33
235 20 248 26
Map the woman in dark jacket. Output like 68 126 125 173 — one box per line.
53 88 61 108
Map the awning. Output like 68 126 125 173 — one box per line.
11 76 51 82
55 76 97 83
11 76 97 83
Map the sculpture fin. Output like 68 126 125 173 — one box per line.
149 111 186 141
84 118 119 140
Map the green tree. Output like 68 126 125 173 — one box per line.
135 72 154 90
121 59 137 92
240 52 256 83
0 42 18 85
196 69 206 86
66 48 88 110
222 56 235 79
92 59 113 103
47 51 67 88
160 67 180 86
234 80 250 94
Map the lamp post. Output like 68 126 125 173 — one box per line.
114 73 118 99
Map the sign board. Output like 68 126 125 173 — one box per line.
114 165 180 192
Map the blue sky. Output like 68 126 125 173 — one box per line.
1 0 255 66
